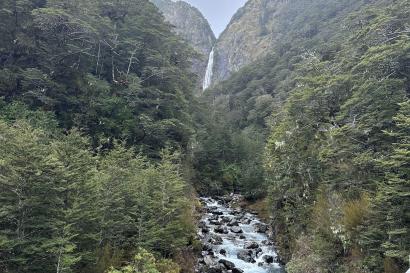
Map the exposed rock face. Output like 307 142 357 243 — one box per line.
150 0 216 89
213 0 290 84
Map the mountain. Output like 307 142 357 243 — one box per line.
151 0 216 88
198 0 410 272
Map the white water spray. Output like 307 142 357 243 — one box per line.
202 47 214 91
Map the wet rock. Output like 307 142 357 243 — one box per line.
219 259 235 270
214 226 228 234
255 247 263 255
204 255 215 266
208 234 223 245
254 223 268 233
230 226 243 233
221 216 231 223
242 219 251 225
202 227 210 233
219 249 226 255
262 255 274 263
244 242 259 249
227 219 239 226
212 211 224 216
261 240 272 246
232 268 244 273
239 235 246 239
237 250 256 263
202 244 212 251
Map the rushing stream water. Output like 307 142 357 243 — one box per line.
197 196 284 273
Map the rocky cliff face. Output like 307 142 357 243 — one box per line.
213 0 290 84
151 0 216 88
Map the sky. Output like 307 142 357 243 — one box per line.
180 0 248 37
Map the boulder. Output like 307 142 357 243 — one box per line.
230 226 243 233
239 235 246 239
254 223 268 233
221 216 231 223
202 244 212 251
262 255 274 264
219 249 226 255
218 259 235 270
204 255 215 266
212 211 224 216
261 240 272 246
244 242 259 249
202 227 210 233
204 266 223 273
232 268 244 273
209 234 223 245
227 219 239 226
214 226 228 234
237 250 256 263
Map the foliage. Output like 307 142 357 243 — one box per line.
0 117 194 273
202 0 409 272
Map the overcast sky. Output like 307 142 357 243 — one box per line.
181 0 248 37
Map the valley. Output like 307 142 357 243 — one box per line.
0 0 408 273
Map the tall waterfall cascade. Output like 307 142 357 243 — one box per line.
202 47 214 91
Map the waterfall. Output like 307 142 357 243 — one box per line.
202 47 214 91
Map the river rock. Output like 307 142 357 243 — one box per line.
261 240 272 246
214 226 228 234
203 244 212 251
254 223 268 233
232 268 244 273
202 227 210 233
204 265 223 273
239 235 246 239
209 234 223 245
244 242 259 249
237 250 255 263
212 210 224 216
227 219 239 226
204 255 215 266
219 259 235 270
230 226 243 233
221 216 231 223
219 249 226 255
262 255 274 263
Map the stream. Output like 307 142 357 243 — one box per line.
196 196 284 273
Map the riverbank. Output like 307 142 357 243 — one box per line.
196 195 284 273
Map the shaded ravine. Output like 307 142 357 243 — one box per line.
197 196 284 273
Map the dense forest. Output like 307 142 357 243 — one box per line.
0 0 409 273
198 0 409 272
0 0 200 272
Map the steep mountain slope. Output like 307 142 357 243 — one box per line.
196 0 410 272
212 0 285 84
151 0 216 88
